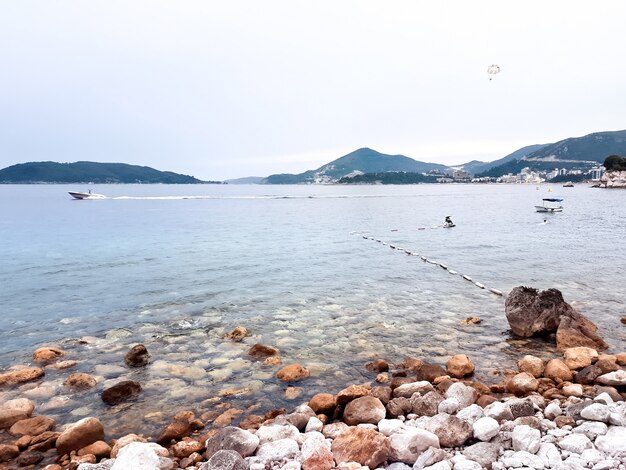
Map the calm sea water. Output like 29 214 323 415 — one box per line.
1 183 624 435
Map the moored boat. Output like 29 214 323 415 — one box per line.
535 198 563 212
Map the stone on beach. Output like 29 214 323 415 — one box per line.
511 424 541 453
331 427 391 469
309 393 337 415
124 344 150 367
64 372 97 390
392 380 434 398
110 442 172 470
101 380 142 405
56 417 105 456
276 363 310 382
32 346 65 364
224 326 249 341
425 413 473 448
446 354 475 378
9 415 55 436
543 359 573 382
200 449 246 470
0 367 45 388
517 355 545 377
563 347 598 370
505 372 539 396
204 426 259 459
472 416 500 441
248 343 279 357
0 398 35 429
343 396 386 426
388 427 440 464
595 370 626 386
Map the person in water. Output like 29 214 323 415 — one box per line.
445 216 453 226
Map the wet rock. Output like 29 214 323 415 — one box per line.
505 372 539 397
111 442 172 469
157 412 196 445
224 326 249 341
309 393 336 415
343 396 386 426
446 354 475 378
9 415 55 436
563 347 598 370
64 373 97 390
517 355 544 377
544 359 573 382
124 344 150 367
276 364 310 382
56 417 104 456
248 344 278 358
170 439 203 459
331 427 391 469
415 363 447 382
0 398 35 429
460 316 481 325
336 384 370 406
365 359 389 372
77 440 111 458
262 356 282 366
46 359 79 370
388 427 440 464
255 438 299 465
28 430 59 452
556 315 608 351
0 367 45 388
199 449 245 470
0 444 20 462
101 380 142 405
425 414 473 448
32 346 65 364
16 450 44 466
397 357 424 372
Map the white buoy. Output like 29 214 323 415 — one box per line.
462 275 473 282
448 270 458 275
439 264 448 269
474 282 485 289
489 288 504 296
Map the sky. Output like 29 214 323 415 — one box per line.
1 1 626 180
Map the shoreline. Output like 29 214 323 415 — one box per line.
1 335 625 469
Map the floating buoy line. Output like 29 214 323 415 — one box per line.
350 231 505 297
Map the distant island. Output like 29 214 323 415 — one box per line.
0 161 221 184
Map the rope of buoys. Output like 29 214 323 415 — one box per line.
351 232 505 297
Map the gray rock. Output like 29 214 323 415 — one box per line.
595 370 626 386
389 427 440 464
456 404 484 425
425 414 473 448
444 382 477 410
205 426 260 459
411 391 444 417
508 398 535 419
255 424 300 445
199 450 246 470
462 441 500 470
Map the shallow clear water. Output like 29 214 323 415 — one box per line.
0 183 624 436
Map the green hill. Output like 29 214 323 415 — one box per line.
0 161 213 184
263 148 450 184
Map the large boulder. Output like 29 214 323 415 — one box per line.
0 398 35 429
331 427 390 469
505 287 607 350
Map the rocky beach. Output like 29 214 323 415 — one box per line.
1 287 625 470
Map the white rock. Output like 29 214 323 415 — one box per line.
572 421 608 439
386 463 412 470
472 417 500 442
322 422 348 439
484 402 514 422
593 393 614 405
111 442 173 470
423 461 452 470
558 434 593 454
393 381 434 398
377 418 404 437
305 416 323 433
281 463 301 470
388 427 440 464
591 459 620 470
456 404 484 425
444 382 477 410
453 460 482 470
438 398 460 414
562 384 584 397
594 425 626 456
544 402 562 420
500 450 545 469
580 403 610 422
256 424 301 444
594 370 626 386
255 438 299 463
537 442 562 468
512 425 541 454
300 431 329 461
579 448 606 465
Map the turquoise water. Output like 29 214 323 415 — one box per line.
1 183 624 435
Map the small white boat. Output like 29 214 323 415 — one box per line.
535 198 563 212
68 191 106 200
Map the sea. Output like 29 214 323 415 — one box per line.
0 183 624 436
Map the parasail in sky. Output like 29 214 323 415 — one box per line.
487 64 500 80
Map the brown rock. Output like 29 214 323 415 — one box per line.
563 347 598 370
77 440 111 458
302 446 334 470
262 356 282 366
365 359 389 372
223 326 249 341
157 412 195 445
15 435 31 449
574 365 603 385
556 316 608 351
101 380 142 405
390 376 414 389
238 415 264 430
110 434 147 458
343 396 386 426
336 384 371 406
124 344 150 367
46 360 79 370
410 391 443 417
415 363 447 382
56 417 104 456
621 317 626 325
544 359 573 382
32 347 65 365
331 427 391 469
460 316 482 325
518 355 545 377
28 431 59 452
554 415 576 427
9 416 55 436
64 373 97 390
397 357 424 372
370 386 392 405
170 439 204 459
276 364 310 382
477 394 498 408
446 354 475 378
505 372 539 397
214 408 243 427
248 344 278 357
0 398 36 429
615 352 626 366
594 358 619 374
425 414 473 448
0 444 19 462
0 367 44 388
16 450 44 466
309 393 336 415
386 397 411 418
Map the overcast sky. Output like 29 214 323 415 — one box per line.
1 1 625 180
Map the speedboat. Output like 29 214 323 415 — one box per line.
562 182 574 187
68 191 106 200
535 198 563 212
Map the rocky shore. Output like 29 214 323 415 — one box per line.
1 342 625 469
